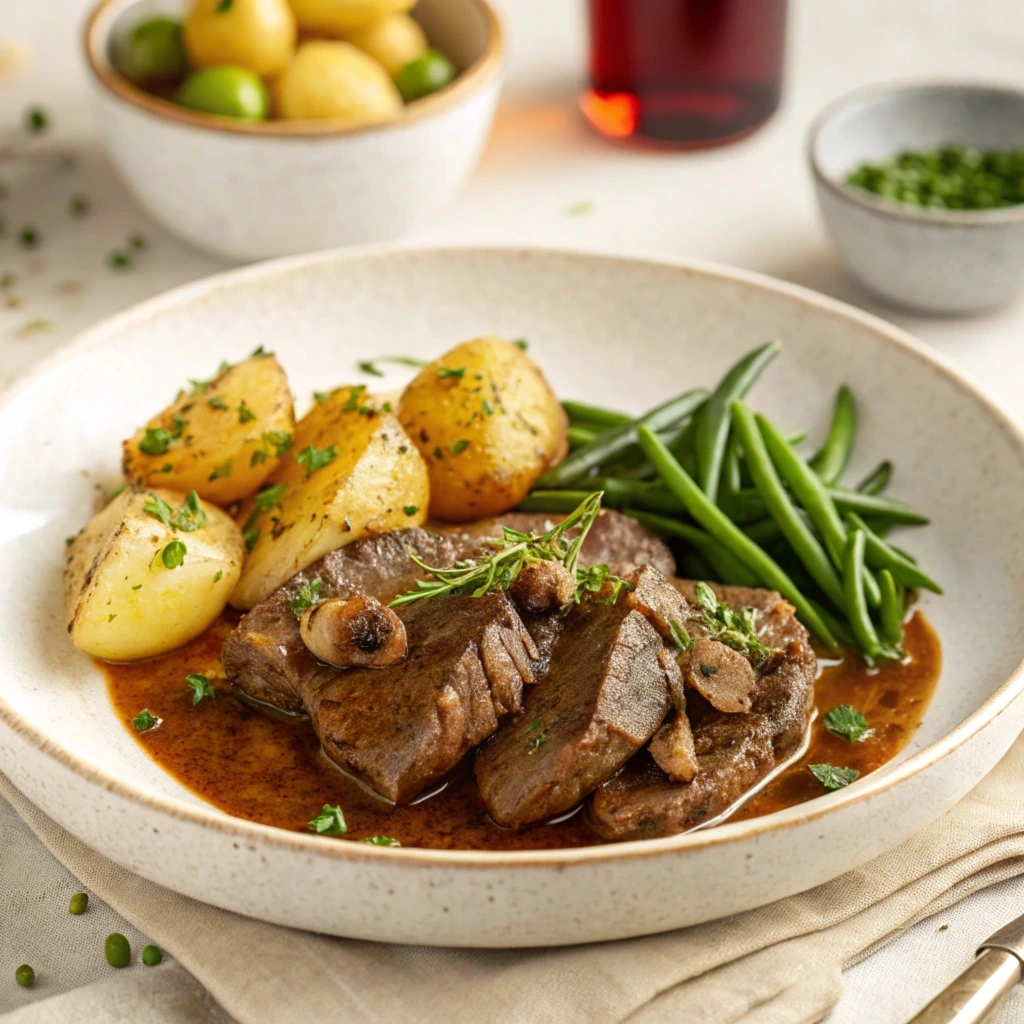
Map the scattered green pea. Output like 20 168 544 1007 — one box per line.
174 67 269 121
395 49 456 103
14 964 34 987
847 146 1024 210
69 892 89 915
141 944 163 967
105 932 131 968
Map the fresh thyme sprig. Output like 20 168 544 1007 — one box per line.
670 581 780 670
388 492 629 609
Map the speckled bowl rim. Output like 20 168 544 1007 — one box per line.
83 0 505 138
2 244 1023 869
808 79 1024 228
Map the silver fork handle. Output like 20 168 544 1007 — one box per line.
905 949 1020 1024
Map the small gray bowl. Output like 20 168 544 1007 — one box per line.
809 81 1024 314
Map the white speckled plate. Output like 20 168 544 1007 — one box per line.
1 247 1022 948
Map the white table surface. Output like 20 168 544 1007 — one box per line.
3 0 1024 1020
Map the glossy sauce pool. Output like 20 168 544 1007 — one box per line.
103 611 941 850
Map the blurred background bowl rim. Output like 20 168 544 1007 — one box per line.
808 79 1024 228
83 0 505 139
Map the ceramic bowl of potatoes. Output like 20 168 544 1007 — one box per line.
84 0 504 261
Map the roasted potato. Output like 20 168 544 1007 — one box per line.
64 488 244 661
273 41 402 125
345 13 427 77
286 0 415 36
231 386 429 609
183 0 297 77
398 338 568 522
123 351 295 506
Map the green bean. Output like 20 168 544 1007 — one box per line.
787 429 808 446
755 414 882 607
679 550 715 581
695 340 780 501
722 440 743 498
561 401 632 428
742 518 783 546
732 400 846 610
841 530 880 659
567 425 597 449
600 478 686 516
809 386 856 485
536 388 707 489
845 512 942 593
628 510 761 587
856 460 892 495
830 489 928 525
636 426 836 647
878 569 905 648
808 598 858 648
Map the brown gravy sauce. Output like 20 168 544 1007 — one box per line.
103 611 941 850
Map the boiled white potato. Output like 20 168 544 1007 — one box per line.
346 13 427 77
123 351 295 506
183 0 297 77
287 0 414 36
273 41 402 124
64 488 244 661
231 386 429 609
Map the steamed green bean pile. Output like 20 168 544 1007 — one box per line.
522 342 940 662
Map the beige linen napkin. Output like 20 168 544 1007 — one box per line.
5 733 1024 1024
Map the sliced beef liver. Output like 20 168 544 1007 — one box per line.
586 583 816 840
475 599 673 829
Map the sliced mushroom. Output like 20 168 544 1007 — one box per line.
649 647 698 782
509 560 576 614
684 637 757 713
300 595 407 669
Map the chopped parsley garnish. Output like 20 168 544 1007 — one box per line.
188 377 213 395
24 107 48 133
237 399 255 424
823 705 871 743
403 505 419 516
160 540 187 569
129 233 146 251
450 439 470 455
254 483 289 514
358 360 384 377
143 490 207 533
527 720 548 754
809 763 859 792
250 345 266 357
68 194 89 217
308 804 346 836
131 584 142 591
438 366 466 380
243 527 259 551
19 226 40 249
208 460 232 481
341 386 366 413
132 709 159 733
213 570 223 583
361 835 400 846
139 427 172 456
482 400 494 416
296 444 336 477
512 338 529 350
313 390 333 404
207 396 228 411
386 356 428 367
216 0 233 10
289 577 323 617
108 249 131 270
185 673 215 704
432 447 444 460
575 563 632 604
250 430 292 466
108 613 117 622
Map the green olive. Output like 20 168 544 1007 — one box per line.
112 18 189 87
395 48 456 103
141 944 163 967
104 932 131 969
174 67 269 121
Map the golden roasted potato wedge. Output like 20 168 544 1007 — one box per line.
231 386 429 609
398 337 568 522
64 488 244 661
123 351 295 505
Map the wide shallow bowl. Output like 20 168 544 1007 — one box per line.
1 246 1023 948
84 0 504 262
809 81 1024 314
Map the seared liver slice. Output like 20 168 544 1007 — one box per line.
586 583 816 840
475 599 673 829
308 591 537 804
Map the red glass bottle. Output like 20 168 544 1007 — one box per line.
583 0 788 149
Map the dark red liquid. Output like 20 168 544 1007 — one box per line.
583 0 788 148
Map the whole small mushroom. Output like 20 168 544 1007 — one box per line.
300 595 407 669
